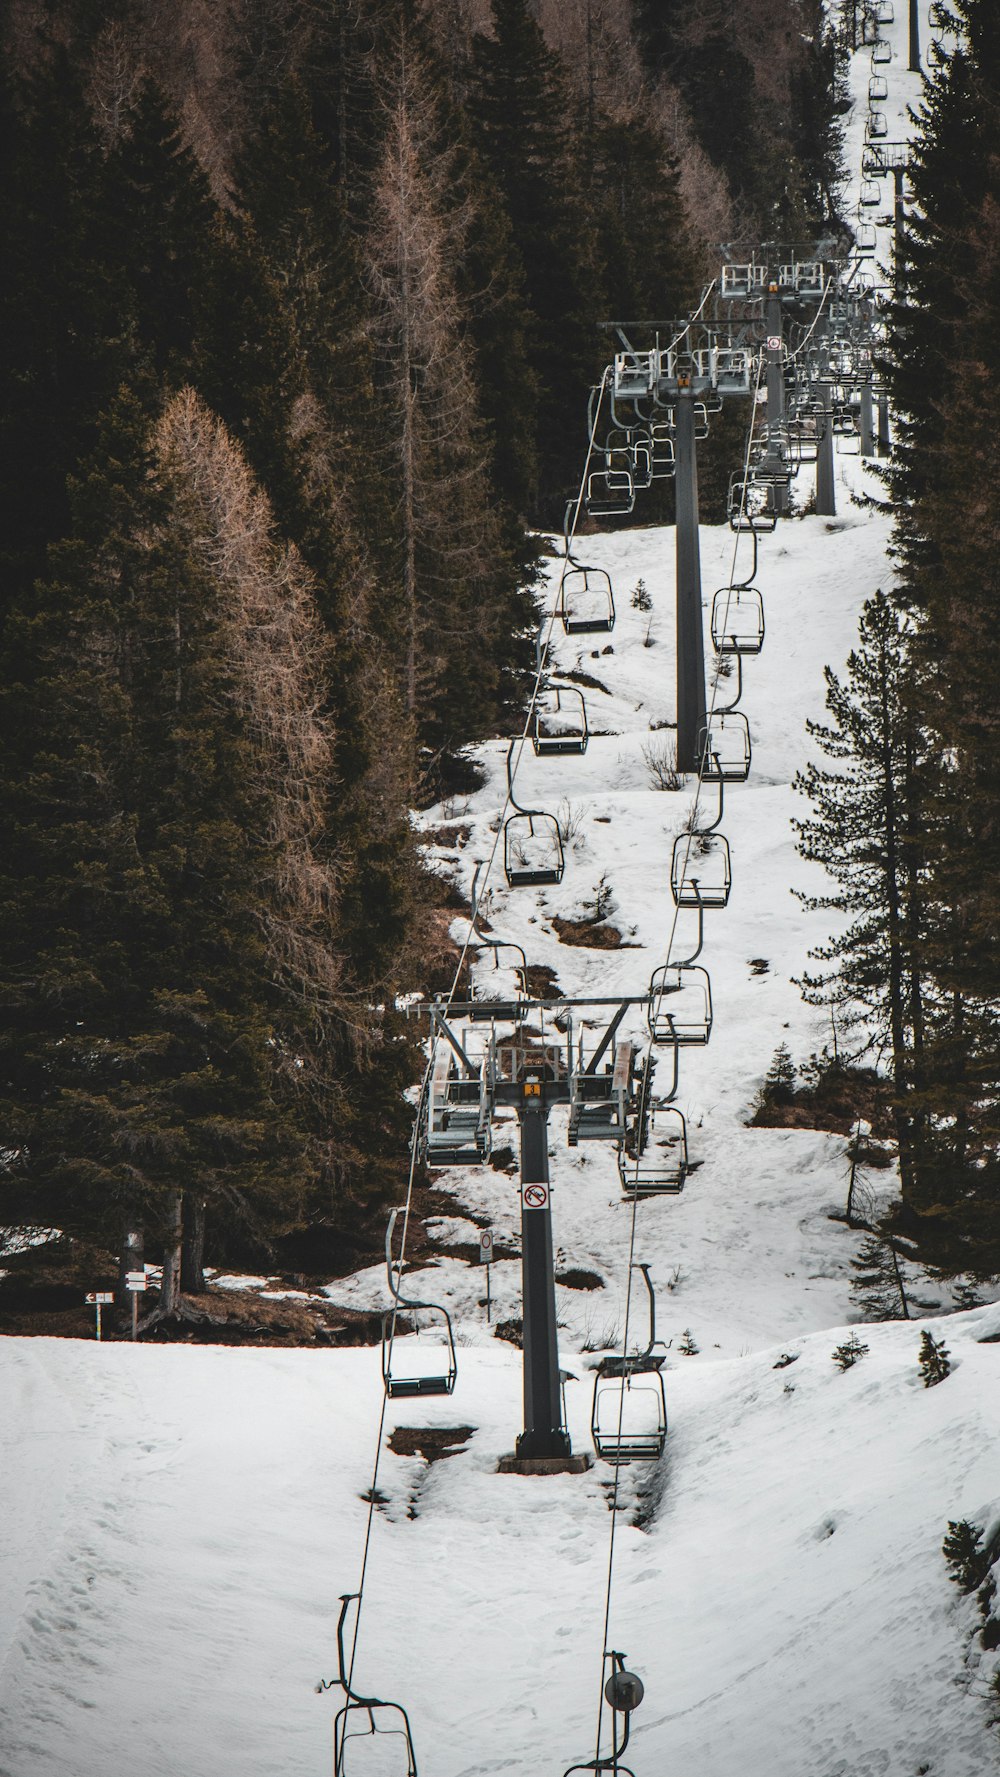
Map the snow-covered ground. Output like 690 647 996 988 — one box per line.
4 9 999 1776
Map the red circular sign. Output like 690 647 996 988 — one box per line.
523 1184 548 1209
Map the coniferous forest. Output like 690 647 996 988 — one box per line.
1 0 998 1328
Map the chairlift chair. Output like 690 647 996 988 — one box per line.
619 1100 690 1198
329 1595 419 1777
699 711 752 782
866 110 888 139
585 465 635 519
670 831 732 909
868 73 888 100
710 585 765 655
559 563 616 633
928 0 950 26
591 1265 668 1464
727 475 776 534
875 0 894 20
649 422 676 479
647 962 713 1046
504 810 565 886
568 1040 635 1146
532 685 589 755
382 1209 458 1399
425 1045 491 1168
927 36 948 65
860 179 882 208
871 37 892 62
856 220 878 251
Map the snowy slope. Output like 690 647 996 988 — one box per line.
5 8 999 1776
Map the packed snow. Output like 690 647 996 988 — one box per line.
4 7 999 1776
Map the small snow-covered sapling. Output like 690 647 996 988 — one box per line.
678 1328 699 1356
918 1329 951 1387
831 1333 869 1371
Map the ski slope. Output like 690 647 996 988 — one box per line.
3 7 999 1776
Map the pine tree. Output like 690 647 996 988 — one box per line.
0 386 349 1306
850 1231 911 1322
917 1328 951 1387
794 592 928 1196
362 18 533 775
470 0 604 516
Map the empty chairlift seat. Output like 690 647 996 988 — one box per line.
331 1595 420 1777
711 586 765 655
559 563 615 634
503 809 565 886
619 1101 689 1198
382 1208 458 1399
592 1354 668 1464
568 1041 634 1147
670 832 732 909
868 73 888 101
531 685 588 755
647 963 713 1046
698 711 752 782
425 1047 491 1168
591 1265 668 1463
585 464 635 518
871 37 892 63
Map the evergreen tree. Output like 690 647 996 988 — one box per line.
886 1 1000 1272
470 0 604 516
794 592 928 1194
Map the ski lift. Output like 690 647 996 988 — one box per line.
860 180 882 208
532 685 589 755
670 831 732 908
559 562 615 633
568 1040 635 1146
871 37 892 62
382 1209 457 1400
710 585 765 655
728 475 776 533
647 962 713 1046
927 35 948 65
698 710 752 782
591 1265 668 1464
866 110 888 139
327 1594 419 1777
585 465 635 518
425 1044 491 1167
928 0 950 26
606 428 652 491
868 73 888 100
649 422 676 479
504 810 565 886
503 743 566 888
619 1099 689 1198
855 220 878 251
875 0 894 20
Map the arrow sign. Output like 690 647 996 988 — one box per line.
86 1292 115 1304
125 1271 148 1291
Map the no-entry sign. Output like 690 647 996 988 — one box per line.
522 1182 549 1211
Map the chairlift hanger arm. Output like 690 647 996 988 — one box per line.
429 1010 476 1075
715 650 743 714
670 902 705 967
583 1001 630 1076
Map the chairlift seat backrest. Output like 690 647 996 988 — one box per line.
503 810 566 887
532 685 588 755
670 832 732 909
560 564 615 634
647 962 713 1045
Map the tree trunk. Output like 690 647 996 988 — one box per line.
181 1195 207 1294
159 1189 183 1317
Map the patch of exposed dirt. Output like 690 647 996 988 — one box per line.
552 915 635 950
388 1425 475 1463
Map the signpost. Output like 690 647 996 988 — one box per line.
125 1270 147 1342
85 1290 114 1340
478 1230 494 1323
